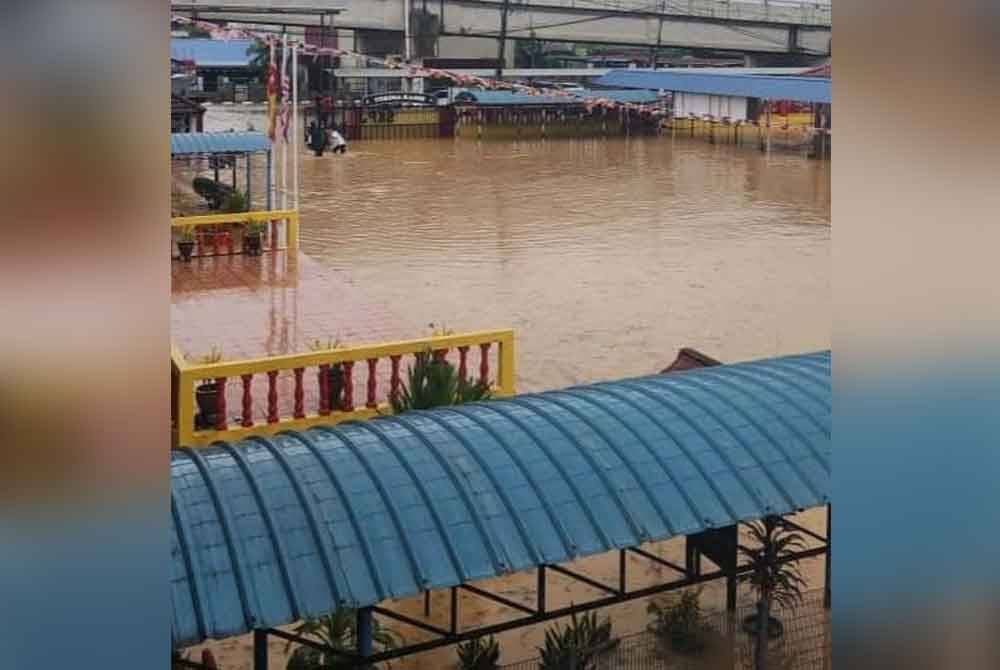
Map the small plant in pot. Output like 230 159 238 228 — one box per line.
308 337 349 411
243 221 265 256
192 346 224 430
177 226 196 262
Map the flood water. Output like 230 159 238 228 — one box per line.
196 106 831 668
205 106 830 392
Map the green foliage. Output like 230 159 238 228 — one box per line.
284 609 400 670
647 588 708 654
178 225 196 242
739 516 808 612
222 190 248 213
245 220 267 236
192 176 236 209
456 636 501 670
538 611 614 670
390 351 491 413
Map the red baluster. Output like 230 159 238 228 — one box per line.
241 374 253 427
318 364 331 416
390 355 402 404
366 358 378 409
225 231 234 255
479 343 491 384
214 377 227 431
293 367 305 419
267 370 279 423
271 219 279 250
341 361 354 411
196 231 203 257
458 346 470 383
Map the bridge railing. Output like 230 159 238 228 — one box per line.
172 329 515 448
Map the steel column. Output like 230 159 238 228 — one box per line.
253 629 268 670
824 503 831 609
266 149 273 209
450 586 459 635
356 607 373 659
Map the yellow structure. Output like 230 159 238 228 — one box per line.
171 209 300 250
172 329 515 448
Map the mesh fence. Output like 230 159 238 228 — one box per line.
501 590 830 670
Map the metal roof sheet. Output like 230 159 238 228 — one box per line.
170 132 271 156
171 351 830 646
454 89 660 106
594 70 831 104
170 38 255 68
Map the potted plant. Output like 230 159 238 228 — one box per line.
456 636 500 670
390 349 491 413
284 609 399 670
308 338 349 411
243 220 265 256
538 611 616 670
177 226 196 262
738 516 807 670
647 588 709 655
192 346 223 430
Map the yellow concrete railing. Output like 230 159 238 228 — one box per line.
171 209 299 254
171 329 515 448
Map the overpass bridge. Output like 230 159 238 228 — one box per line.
172 0 831 56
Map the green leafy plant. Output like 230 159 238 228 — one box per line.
222 190 248 213
647 588 709 654
308 338 349 410
284 609 400 670
739 516 807 670
456 636 501 670
538 611 615 670
178 225 196 242
390 351 491 413
245 220 266 236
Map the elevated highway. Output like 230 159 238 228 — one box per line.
173 0 831 55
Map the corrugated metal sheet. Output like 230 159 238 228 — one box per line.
594 70 831 104
171 38 255 68
170 132 270 156
171 351 830 646
455 89 660 106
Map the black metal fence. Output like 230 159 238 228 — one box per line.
500 590 830 670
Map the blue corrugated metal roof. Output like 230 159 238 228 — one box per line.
171 351 830 646
171 38 255 68
455 89 661 106
594 70 831 104
171 132 270 156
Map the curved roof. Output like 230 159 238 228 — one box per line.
171 351 830 646
171 132 271 156
595 70 831 104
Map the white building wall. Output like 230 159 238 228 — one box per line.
674 92 749 121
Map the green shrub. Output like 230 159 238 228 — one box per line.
284 609 399 670
390 351 491 413
456 636 501 670
647 588 709 654
538 611 615 670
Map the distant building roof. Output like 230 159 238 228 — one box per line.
594 70 831 104
170 38 255 68
454 88 661 106
171 132 270 156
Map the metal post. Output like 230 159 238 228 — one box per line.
253 629 268 670
537 565 546 613
494 0 511 81
824 503 831 609
356 607 374 658
266 149 273 209
450 586 459 635
727 574 737 612
245 152 252 207
292 43 299 213
424 590 432 617
618 549 627 594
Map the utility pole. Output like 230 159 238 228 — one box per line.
495 0 512 81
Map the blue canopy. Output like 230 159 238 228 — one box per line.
171 38 255 68
172 351 830 645
595 70 831 104
171 132 271 156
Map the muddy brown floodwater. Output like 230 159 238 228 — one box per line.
193 106 830 669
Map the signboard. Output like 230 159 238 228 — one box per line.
362 92 436 107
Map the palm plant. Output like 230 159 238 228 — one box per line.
284 609 400 670
738 516 807 670
390 351 491 413
456 635 501 670
538 611 614 670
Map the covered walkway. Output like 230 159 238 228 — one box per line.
171 351 830 662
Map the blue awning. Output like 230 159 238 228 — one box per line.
171 351 830 646
171 132 271 156
171 38 255 68
594 70 831 104
455 88 662 106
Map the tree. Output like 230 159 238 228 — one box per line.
738 517 807 670
538 611 615 670
284 609 400 670
390 351 491 413
456 636 501 670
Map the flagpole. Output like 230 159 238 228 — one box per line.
281 32 289 217
269 37 276 211
292 42 300 214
